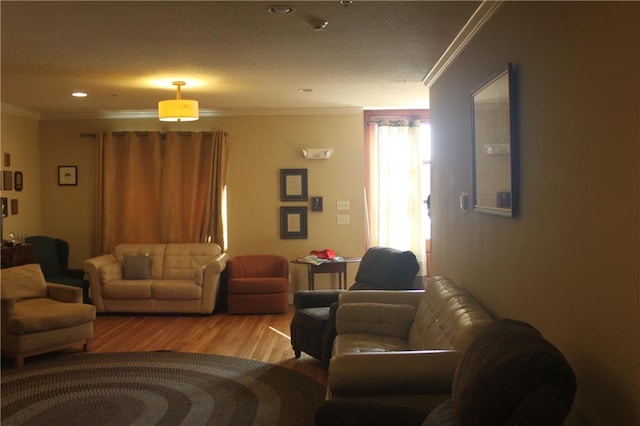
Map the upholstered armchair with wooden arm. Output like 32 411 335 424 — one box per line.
1 264 96 367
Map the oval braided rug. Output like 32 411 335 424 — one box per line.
1 352 326 426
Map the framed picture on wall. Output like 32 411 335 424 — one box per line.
280 206 308 239
280 169 308 201
471 63 518 217
58 166 77 186
3 171 13 190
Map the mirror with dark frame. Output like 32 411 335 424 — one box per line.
471 63 518 217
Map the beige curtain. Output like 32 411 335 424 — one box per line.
93 131 228 254
364 114 429 277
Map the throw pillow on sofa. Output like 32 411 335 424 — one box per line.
123 254 151 280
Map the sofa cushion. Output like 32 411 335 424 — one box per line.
162 243 221 283
152 280 202 300
408 277 493 351
336 303 416 339
332 333 410 354
1 264 47 300
102 281 152 299
6 298 96 334
123 254 151 279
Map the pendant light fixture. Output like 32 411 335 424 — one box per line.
158 81 199 122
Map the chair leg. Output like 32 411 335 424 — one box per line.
84 338 93 352
14 354 24 368
294 349 301 358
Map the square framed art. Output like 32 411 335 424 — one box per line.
58 166 77 186
280 168 308 201
280 206 308 239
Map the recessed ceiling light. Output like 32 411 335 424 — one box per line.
298 88 314 93
268 5 294 14
72 92 88 98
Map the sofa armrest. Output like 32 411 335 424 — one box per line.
1 297 16 319
294 290 343 309
204 252 229 276
200 252 230 313
328 350 462 397
83 254 117 280
46 283 83 303
83 254 117 312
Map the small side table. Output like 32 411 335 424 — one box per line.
291 258 361 290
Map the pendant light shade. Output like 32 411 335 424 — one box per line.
158 81 199 122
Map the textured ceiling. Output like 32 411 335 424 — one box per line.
1 1 480 118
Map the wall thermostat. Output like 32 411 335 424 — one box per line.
460 193 470 212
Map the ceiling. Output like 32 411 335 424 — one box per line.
1 1 480 119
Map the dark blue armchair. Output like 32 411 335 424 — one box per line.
25 235 91 304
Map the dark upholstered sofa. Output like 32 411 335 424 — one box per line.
290 246 420 365
315 318 577 426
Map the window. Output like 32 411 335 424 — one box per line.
364 110 430 277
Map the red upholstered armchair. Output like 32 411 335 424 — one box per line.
226 255 289 314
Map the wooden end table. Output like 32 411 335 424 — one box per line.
291 258 361 290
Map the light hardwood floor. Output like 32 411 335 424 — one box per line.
90 306 329 386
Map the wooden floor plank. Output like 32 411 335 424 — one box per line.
90 306 328 386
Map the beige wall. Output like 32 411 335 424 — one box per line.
35 112 366 292
430 2 639 425
0 110 41 239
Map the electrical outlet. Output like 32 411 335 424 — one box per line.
337 214 350 225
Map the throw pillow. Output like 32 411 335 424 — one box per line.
123 254 151 280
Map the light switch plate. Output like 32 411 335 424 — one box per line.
337 214 350 225
337 200 350 211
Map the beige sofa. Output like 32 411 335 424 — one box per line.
327 276 494 409
83 243 229 314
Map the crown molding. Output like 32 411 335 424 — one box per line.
423 0 504 88
1 103 41 120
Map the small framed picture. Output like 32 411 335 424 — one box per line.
58 166 77 186
1 197 7 217
3 171 13 190
311 196 323 212
14 171 23 191
280 206 308 239
10 199 18 215
280 168 308 201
